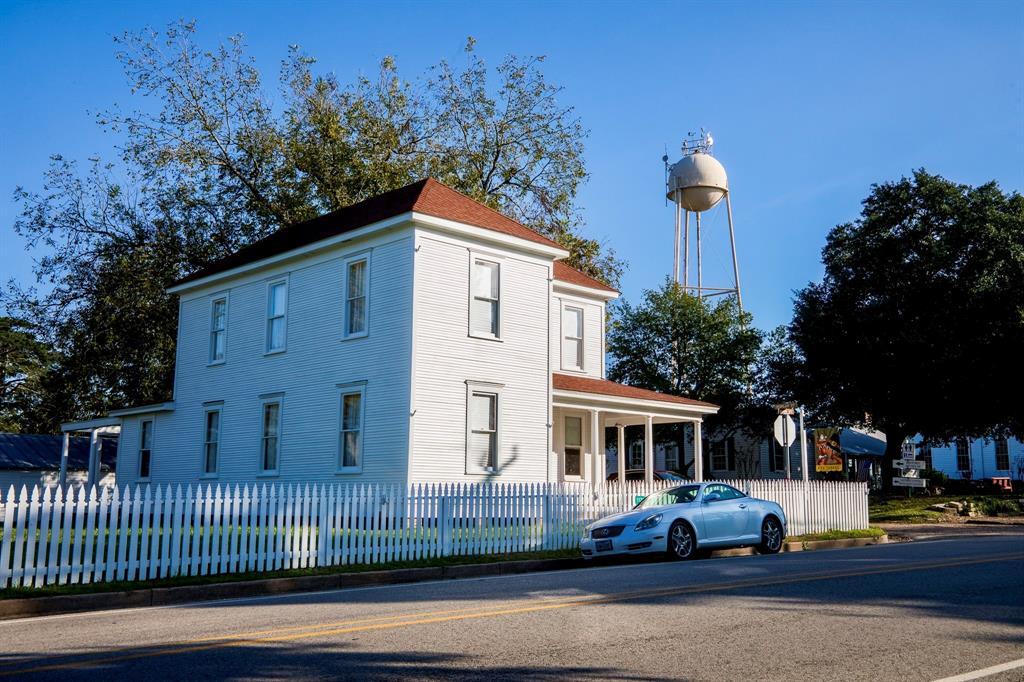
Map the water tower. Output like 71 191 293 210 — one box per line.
664 130 743 310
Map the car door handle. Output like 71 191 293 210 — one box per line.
738 504 747 509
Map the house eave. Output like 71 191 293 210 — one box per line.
552 389 719 418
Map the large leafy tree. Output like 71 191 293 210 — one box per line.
783 170 1024 490
5 22 620 428
607 281 763 477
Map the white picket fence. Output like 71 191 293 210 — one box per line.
0 479 867 589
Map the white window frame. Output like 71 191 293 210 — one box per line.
258 396 283 476
202 406 222 478
995 438 1010 471
138 419 154 482
562 413 585 480
265 278 288 355
465 380 504 474
468 255 502 341
208 295 228 365
337 382 367 474
561 304 585 372
342 252 370 340
956 438 971 473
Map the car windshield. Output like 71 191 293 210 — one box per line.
635 485 700 509
659 472 686 481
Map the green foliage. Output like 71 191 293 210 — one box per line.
5 22 618 424
0 317 55 432
778 170 1024 488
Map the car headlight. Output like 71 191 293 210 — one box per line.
634 513 663 531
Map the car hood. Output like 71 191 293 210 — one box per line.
590 504 684 529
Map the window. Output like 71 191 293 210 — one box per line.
564 415 583 478
209 297 227 363
266 280 287 353
467 386 500 473
339 388 364 471
470 259 500 338
704 483 744 501
561 306 584 370
919 442 932 470
138 419 153 480
260 400 282 474
344 256 368 338
203 409 221 476
664 444 680 472
710 438 735 471
956 438 970 473
629 440 644 469
995 438 1010 471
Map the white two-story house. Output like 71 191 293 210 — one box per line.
91 179 716 489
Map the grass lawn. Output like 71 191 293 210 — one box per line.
869 494 1024 524
785 528 886 543
0 548 580 601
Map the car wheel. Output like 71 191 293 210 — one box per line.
667 521 696 560
757 516 783 554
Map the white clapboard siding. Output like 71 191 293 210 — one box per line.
0 479 867 589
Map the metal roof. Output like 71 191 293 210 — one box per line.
0 433 118 471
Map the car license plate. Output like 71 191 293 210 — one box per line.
595 540 613 552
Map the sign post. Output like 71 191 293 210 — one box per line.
773 414 795 480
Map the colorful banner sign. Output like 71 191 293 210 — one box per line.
814 428 843 472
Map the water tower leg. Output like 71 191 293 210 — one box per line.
725 193 743 312
696 211 703 298
673 202 681 285
683 210 690 290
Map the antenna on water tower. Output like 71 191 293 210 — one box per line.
665 130 743 311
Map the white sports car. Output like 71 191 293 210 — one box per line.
580 482 787 560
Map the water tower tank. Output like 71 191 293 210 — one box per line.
666 152 728 212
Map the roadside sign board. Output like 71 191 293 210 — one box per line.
893 459 926 470
773 414 796 447
893 477 927 488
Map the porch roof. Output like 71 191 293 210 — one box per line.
552 373 719 419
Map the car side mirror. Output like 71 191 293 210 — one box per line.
704 492 721 503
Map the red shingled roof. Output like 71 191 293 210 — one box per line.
552 261 618 293
174 178 565 287
552 373 718 409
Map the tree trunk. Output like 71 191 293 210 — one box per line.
880 429 908 494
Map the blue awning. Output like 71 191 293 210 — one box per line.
839 428 887 457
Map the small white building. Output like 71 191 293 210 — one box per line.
915 436 1022 481
0 433 116 499
90 179 717 489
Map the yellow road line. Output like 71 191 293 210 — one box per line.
4 552 1022 676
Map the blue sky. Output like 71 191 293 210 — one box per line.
1 0 1021 330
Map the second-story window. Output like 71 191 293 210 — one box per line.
266 280 287 353
470 259 500 338
344 256 368 338
562 306 584 370
209 297 227 363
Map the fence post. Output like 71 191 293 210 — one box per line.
439 492 452 557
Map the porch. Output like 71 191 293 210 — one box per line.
550 373 719 486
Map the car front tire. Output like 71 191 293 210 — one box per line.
757 516 784 555
667 520 696 560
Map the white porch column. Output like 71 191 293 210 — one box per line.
644 416 655 485
87 429 100 489
59 431 70 488
694 420 704 482
590 410 601 488
616 424 626 483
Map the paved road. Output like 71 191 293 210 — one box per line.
0 533 1021 681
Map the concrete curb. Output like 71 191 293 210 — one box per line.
0 558 582 621
0 540 879 622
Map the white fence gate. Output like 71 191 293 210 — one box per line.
0 479 867 590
